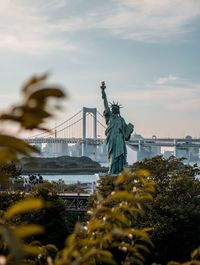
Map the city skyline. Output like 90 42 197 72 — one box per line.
1 0 200 138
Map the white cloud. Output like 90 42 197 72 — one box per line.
39 0 69 9
1 0 200 54
47 0 200 43
0 1 77 54
156 75 178 85
0 93 20 112
97 0 200 42
0 34 76 54
168 98 200 111
117 86 194 101
0 0 200 56
115 77 200 111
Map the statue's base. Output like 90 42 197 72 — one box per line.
123 165 132 172
94 172 120 181
94 172 106 181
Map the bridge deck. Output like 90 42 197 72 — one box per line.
58 193 90 212
58 193 90 199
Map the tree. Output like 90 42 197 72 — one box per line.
89 156 200 264
23 182 70 249
132 156 200 264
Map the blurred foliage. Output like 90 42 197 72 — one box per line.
0 184 86 250
0 198 48 264
0 191 25 211
0 162 21 184
55 171 155 265
0 74 65 264
0 73 65 165
0 73 65 131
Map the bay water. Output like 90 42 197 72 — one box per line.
23 174 98 184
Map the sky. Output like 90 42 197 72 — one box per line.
1 0 200 138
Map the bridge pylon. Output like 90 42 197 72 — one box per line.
82 107 97 157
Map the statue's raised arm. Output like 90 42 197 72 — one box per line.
100 81 110 114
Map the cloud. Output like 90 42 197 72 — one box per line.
47 0 200 43
39 0 69 9
97 0 200 42
168 98 200 111
1 0 200 55
156 75 178 85
0 34 76 54
115 77 200 111
0 1 77 54
117 87 194 101
0 93 20 112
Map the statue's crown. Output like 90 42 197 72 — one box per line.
110 101 122 109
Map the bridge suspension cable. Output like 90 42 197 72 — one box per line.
29 108 106 139
89 113 106 129
53 117 83 135
31 109 82 138
97 110 104 118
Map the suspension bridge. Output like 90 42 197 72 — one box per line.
24 107 200 162
26 107 106 140
24 107 107 157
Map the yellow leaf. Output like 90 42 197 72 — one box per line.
5 199 46 219
115 174 125 185
27 88 66 103
191 247 200 259
14 225 44 238
22 73 48 94
24 245 41 256
137 169 150 177
0 135 39 158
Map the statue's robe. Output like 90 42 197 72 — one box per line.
104 109 133 174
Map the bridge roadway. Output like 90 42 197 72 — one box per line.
128 138 200 148
24 137 105 145
58 193 90 212
24 137 200 148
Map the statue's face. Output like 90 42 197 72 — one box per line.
111 106 120 114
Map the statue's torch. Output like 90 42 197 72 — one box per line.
100 81 106 91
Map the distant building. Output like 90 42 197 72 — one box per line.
32 143 42 156
163 150 174 159
131 133 144 140
96 143 108 163
69 144 82 157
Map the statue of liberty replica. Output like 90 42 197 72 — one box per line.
101 81 134 174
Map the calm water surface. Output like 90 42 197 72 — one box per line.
24 174 98 184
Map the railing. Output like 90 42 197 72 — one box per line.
0 181 91 212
